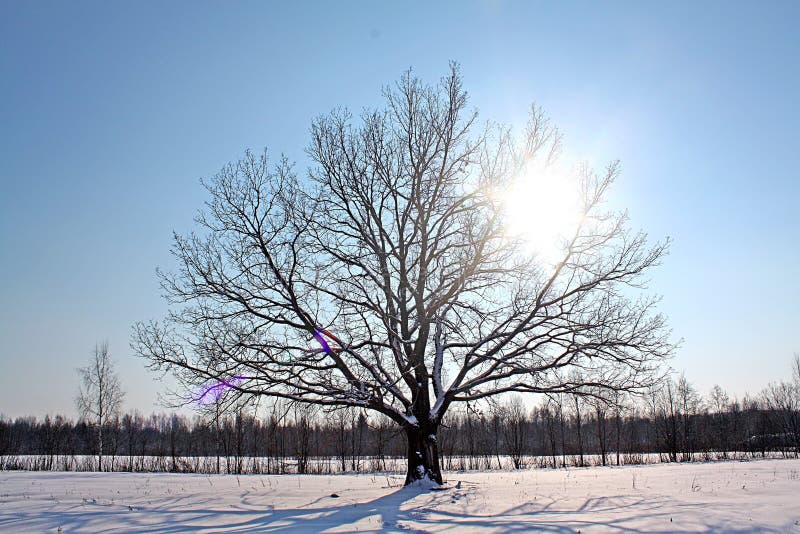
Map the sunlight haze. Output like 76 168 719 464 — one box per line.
1 1 798 419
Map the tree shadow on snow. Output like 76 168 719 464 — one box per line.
1 484 428 533
2 483 795 533
405 491 795 534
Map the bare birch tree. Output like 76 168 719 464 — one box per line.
133 65 674 485
76 342 124 471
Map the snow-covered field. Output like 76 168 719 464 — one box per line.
1 459 799 533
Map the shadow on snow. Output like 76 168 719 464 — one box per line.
1 482 793 533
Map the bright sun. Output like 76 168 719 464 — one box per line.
501 160 583 262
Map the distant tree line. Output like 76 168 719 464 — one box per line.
1 366 798 474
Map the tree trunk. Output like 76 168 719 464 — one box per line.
98 424 104 472
575 400 584 467
596 407 607 467
615 412 621 466
404 425 443 486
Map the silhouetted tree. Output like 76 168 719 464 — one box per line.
133 65 674 485
500 396 529 468
709 385 730 457
676 374 701 460
76 342 124 471
571 394 585 467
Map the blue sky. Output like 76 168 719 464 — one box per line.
1 1 798 418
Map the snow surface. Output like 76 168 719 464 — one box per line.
1 459 799 532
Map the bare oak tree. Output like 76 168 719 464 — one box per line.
133 65 674 485
76 342 124 471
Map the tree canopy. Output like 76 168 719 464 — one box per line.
134 65 674 484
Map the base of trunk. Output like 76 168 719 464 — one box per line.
404 427 443 486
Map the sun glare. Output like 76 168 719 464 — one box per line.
502 161 582 262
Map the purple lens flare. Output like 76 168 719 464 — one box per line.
194 375 248 406
193 328 341 406
313 329 333 354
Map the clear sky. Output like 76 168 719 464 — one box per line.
1 1 798 419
